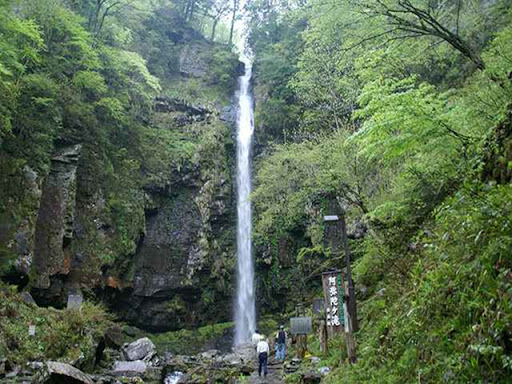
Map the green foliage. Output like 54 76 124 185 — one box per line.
143 321 234 355
318 183 512 383
73 70 108 99
24 0 100 73
253 130 373 247
205 47 240 95
249 0 512 382
247 2 305 141
0 5 44 141
0 0 240 283
0 288 113 367
99 46 160 113
141 127 197 187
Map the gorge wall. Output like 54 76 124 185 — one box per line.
0 21 242 331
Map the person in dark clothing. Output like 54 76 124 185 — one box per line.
275 325 287 360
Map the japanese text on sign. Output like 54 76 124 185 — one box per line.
326 275 341 327
322 271 346 333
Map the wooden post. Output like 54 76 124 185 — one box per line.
296 334 307 358
290 315 312 359
324 202 358 364
340 214 358 332
343 277 357 363
318 319 328 354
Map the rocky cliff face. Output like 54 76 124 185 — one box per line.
109 101 237 330
0 35 241 331
33 145 82 295
113 98 237 331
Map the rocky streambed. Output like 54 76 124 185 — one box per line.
1 335 334 384
1 337 259 384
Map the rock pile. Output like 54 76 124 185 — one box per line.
1 338 258 384
35 362 94 384
163 346 254 383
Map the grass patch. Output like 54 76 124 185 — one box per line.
131 322 235 355
0 286 113 369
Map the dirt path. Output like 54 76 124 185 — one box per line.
231 343 286 384
249 358 284 384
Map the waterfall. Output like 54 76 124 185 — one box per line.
234 58 256 345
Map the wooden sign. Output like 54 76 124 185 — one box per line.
290 317 312 335
322 271 345 335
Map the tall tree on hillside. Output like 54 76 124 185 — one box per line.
354 0 489 69
228 0 239 46
184 0 197 21
205 0 231 41
88 0 138 37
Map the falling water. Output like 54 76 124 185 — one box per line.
234 58 256 345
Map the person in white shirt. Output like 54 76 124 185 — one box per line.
256 338 270 377
252 329 263 345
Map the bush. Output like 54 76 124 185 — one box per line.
0 288 113 369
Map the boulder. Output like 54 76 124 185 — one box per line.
215 353 242 367
199 349 220 360
20 291 36 305
284 358 301 374
104 325 124 349
122 326 140 338
5 365 21 378
164 355 193 374
231 342 256 363
122 337 157 362
239 364 255 375
300 372 322 384
27 361 44 370
89 376 116 384
34 361 93 384
145 366 164 381
179 45 208 78
113 360 147 376
318 366 331 376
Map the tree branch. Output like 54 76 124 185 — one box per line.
356 0 485 70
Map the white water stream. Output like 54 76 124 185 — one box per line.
234 58 256 345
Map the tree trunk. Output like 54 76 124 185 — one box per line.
295 334 307 358
318 320 328 354
211 18 219 41
189 0 196 21
229 0 238 46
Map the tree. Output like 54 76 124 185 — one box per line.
87 0 142 38
0 2 44 142
354 0 486 69
205 0 231 41
228 0 239 46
